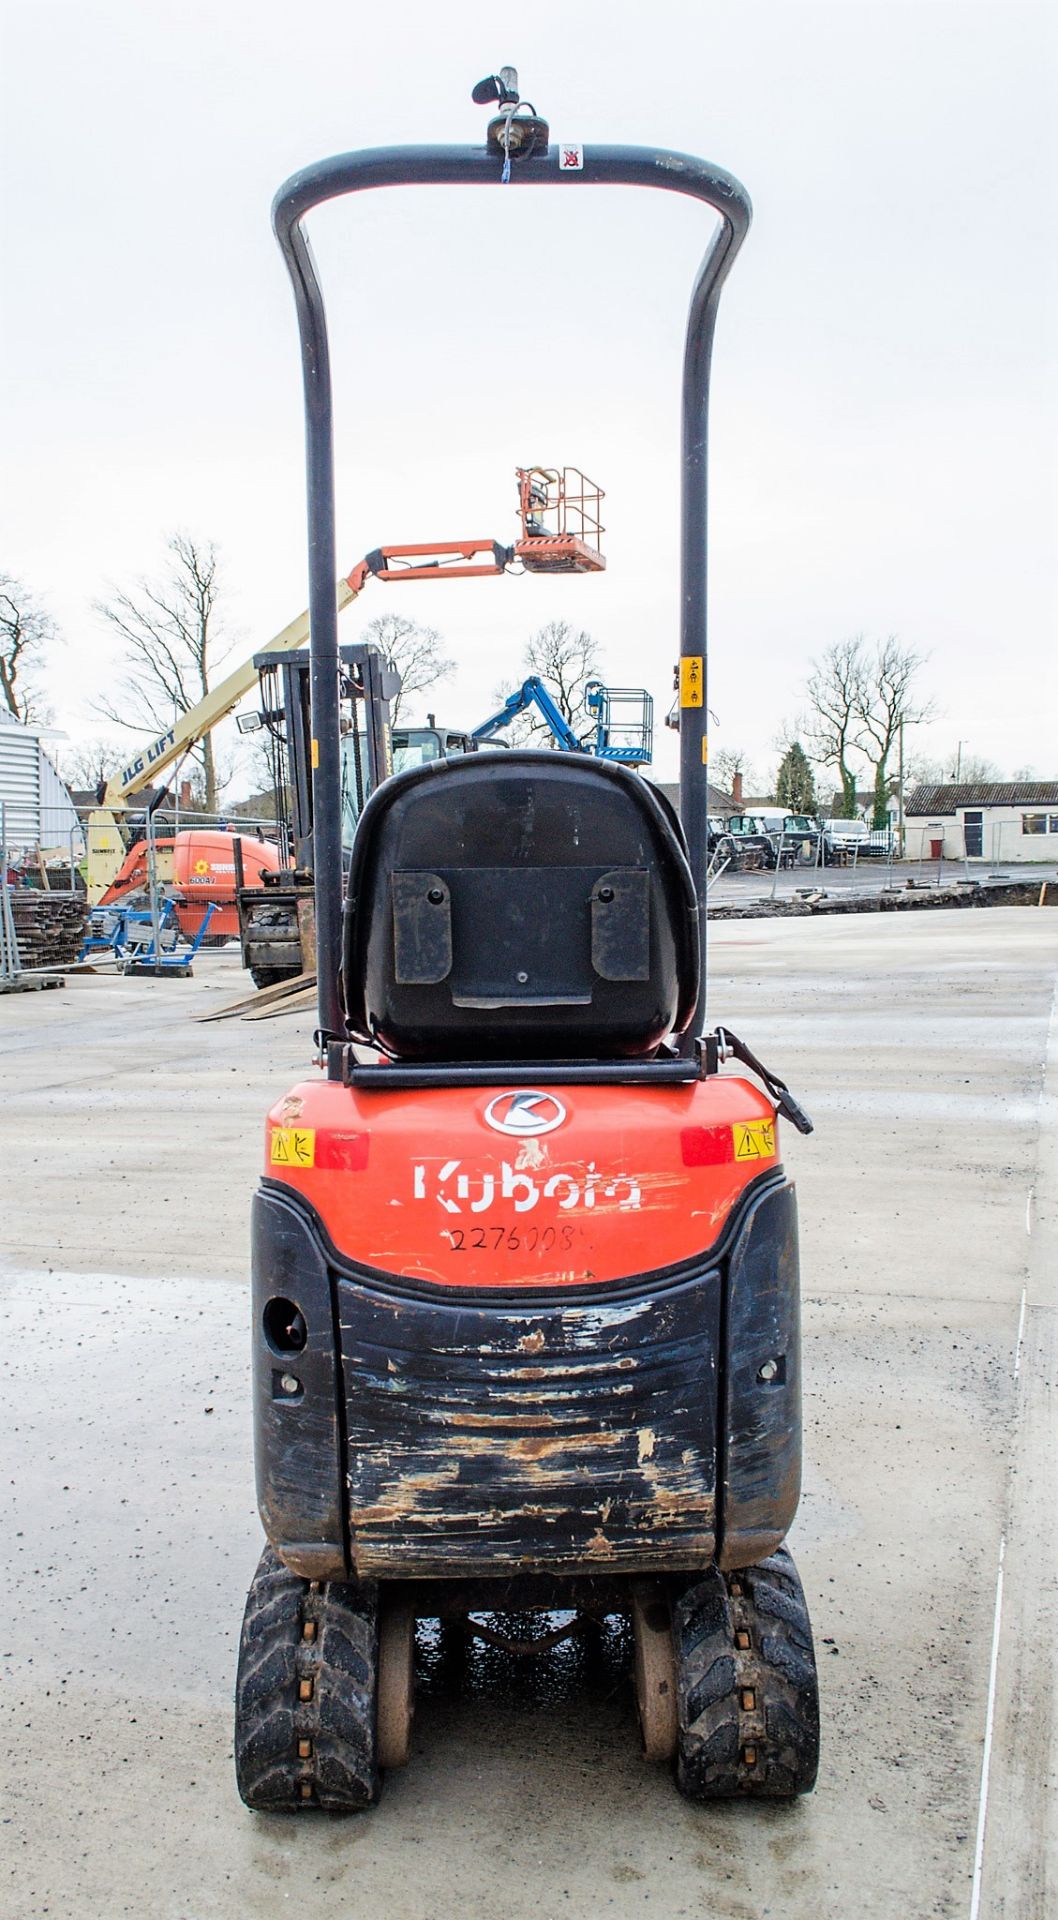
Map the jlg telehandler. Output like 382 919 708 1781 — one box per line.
235 68 821 1809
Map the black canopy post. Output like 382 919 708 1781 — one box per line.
272 143 751 1060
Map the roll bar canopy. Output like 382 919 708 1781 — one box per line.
272 141 752 1051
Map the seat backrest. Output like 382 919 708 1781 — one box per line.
342 751 699 1061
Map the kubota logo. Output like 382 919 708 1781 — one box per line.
483 1091 567 1138
412 1160 641 1215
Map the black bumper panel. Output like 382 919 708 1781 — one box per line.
335 1269 720 1578
251 1190 346 1579
720 1180 802 1568
251 1177 801 1582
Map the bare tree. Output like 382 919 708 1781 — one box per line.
93 533 235 813
0 571 57 723
908 749 1001 786
527 620 600 732
56 736 123 799
855 638 936 826
803 638 866 819
359 613 454 727
490 620 602 745
710 746 755 802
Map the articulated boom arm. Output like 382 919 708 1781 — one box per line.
348 539 512 590
471 676 583 752
103 462 596 811
103 542 505 809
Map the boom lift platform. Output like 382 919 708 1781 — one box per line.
234 68 820 1812
472 675 653 764
348 466 603 588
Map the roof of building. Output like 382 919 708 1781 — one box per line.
906 782 1058 815
650 779 734 813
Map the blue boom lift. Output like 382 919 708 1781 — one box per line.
472 676 653 764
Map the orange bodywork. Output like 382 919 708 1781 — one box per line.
101 828 281 938
264 1074 780 1290
345 540 509 591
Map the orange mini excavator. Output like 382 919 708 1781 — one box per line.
234 69 820 1811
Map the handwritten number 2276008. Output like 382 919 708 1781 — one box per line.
443 1224 576 1253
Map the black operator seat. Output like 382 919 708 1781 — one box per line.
342 750 700 1062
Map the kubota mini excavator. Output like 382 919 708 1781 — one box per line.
234 68 820 1812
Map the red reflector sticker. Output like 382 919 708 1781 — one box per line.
313 1131 369 1172
680 1125 735 1166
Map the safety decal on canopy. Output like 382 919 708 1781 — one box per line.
679 656 704 707
559 143 584 170
732 1119 776 1161
270 1127 316 1168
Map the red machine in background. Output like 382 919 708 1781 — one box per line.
99 828 281 941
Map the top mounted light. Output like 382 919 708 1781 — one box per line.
472 65 549 163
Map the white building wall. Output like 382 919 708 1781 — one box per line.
904 805 1058 863
0 712 81 853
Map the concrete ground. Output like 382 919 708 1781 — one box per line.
1 910 1055 1920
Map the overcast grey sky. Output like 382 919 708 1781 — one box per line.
2 0 1055 794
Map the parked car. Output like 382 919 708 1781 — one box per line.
821 818 868 863
821 818 895 862
754 810 822 866
717 814 794 871
707 816 767 872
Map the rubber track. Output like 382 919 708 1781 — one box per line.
234 1545 381 1812
673 1547 820 1799
249 965 302 991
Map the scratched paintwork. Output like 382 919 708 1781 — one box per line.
337 1258 721 1577
253 1172 801 1586
262 1075 779 1289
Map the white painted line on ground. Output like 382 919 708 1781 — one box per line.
969 1534 1007 1920
1013 1288 1027 1384
970 970 1056 1917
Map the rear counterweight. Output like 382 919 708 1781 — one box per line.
251 1176 802 1583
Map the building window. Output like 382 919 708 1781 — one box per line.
1051 817 1058 834
1022 814 1048 835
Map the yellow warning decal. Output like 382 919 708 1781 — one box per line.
732 1119 776 1162
311 738 319 770
270 1126 316 1168
679 657 704 708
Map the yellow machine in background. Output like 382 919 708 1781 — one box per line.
85 584 361 901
